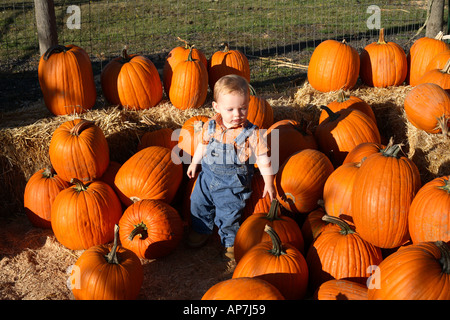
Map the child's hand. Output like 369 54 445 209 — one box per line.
262 183 276 201
187 163 198 179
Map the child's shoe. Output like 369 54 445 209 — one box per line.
222 246 235 261
187 230 210 248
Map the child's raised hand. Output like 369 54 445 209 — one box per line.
187 163 198 179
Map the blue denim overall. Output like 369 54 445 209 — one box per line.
190 120 256 247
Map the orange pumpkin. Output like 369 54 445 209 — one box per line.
425 49 450 72
137 127 177 152
24 168 69 229
169 47 209 110
234 200 304 263
208 43 250 90
306 215 383 291
240 170 273 221
202 277 285 300
408 175 450 243
351 139 422 248
51 179 123 250
247 86 274 129
232 225 309 300
307 39 360 92
71 225 143 300
368 241 450 300
417 58 450 92
38 44 96 116
118 199 183 259
163 39 207 96
359 28 407 87
49 119 110 182
407 31 449 86
314 279 368 300
404 82 450 134
300 207 327 251
275 149 334 214
176 115 210 158
101 48 163 110
114 146 183 207
342 141 385 164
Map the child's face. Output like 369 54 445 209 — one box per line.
212 92 249 128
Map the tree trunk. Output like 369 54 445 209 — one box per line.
426 0 445 38
34 0 58 56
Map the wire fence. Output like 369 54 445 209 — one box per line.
0 1 440 80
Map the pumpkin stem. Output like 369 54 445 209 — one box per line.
42 167 56 179
105 224 120 265
264 224 286 257
186 46 194 62
70 178 90 192
176 36 191 49
70 119 95 136
336 91 348 103
435 31 444 40
436 240 450 274
43 45 69 61
266 199 281 221
121 46 132 62
222 42 230 52
435 114 449 136
322 214 355 235
438 177 450 193
294 118 310 136
380 137 403 158
441 59 450 74
377 28 387 44
320 105 340 122
128 221 148 241
249 84 257 96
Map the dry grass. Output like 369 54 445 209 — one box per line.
1 80 449 300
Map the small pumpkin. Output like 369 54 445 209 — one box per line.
38 44 96 116
247 86 274 129
417 58 450 92
202 277 285 300
234 200 304 263
240 170 273 221
118 199 183 259
24 167 69 228
314 279 368 300
137 127 177 152
307 39 360 92
176 115 210 158
71 225 143 300
232 225 309 300
300 207 327 251
49 119 110 182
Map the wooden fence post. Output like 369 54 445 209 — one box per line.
34 0 58 56
426 0 445 37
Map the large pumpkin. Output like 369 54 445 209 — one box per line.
118 199 183 259
342 141 384 164
208 43 250 90
314 106 381 167
38 44 96 116
234 200 304 262
350 139 422 248
137 127 177 152
51 179 123 250
275 148 334 214
408 175 450 243
407 31 449 86
101 48 163 110
71 225 143 300
49 119 110 182
307 39 360 92
163 38 207 96
114 146 183 206
202 277 285 300
24 167 69 229
169 47 209 110
306 215 383 291
368 241 450 300
232 225 309 300
403 82 450 134
359 28 407 87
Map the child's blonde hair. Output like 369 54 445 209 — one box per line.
213 74 250 102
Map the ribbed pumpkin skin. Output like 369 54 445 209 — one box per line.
71 240 143 300
38 44 96 116
307 39 360 92
300 208 327 250
163 45 207 96
247 94 274 129
102 51 163 110
241 170 272 220
306 216 383 291
208 45 250 90
368 241 450 300
114 146 183 207
408 176 450 243
202 277 285 300
359 29 407 88
24 168 69 229
169 51 208 110
177 115 209 157
403 83 450 134
118 199 183 259
350 144 422 248
416 60 450 92
407 34 449 86
51 180 123 250
314 279 368 300
425 49 450 72
265 119 318 169
318 94 376 124
137 128 177 152
49 119 110 182
275 149 334 214
314 108 381 167
343 142 384 164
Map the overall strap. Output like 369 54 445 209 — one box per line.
234 121 257 146
208 119 216 135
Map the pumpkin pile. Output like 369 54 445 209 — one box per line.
22 31 450 300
